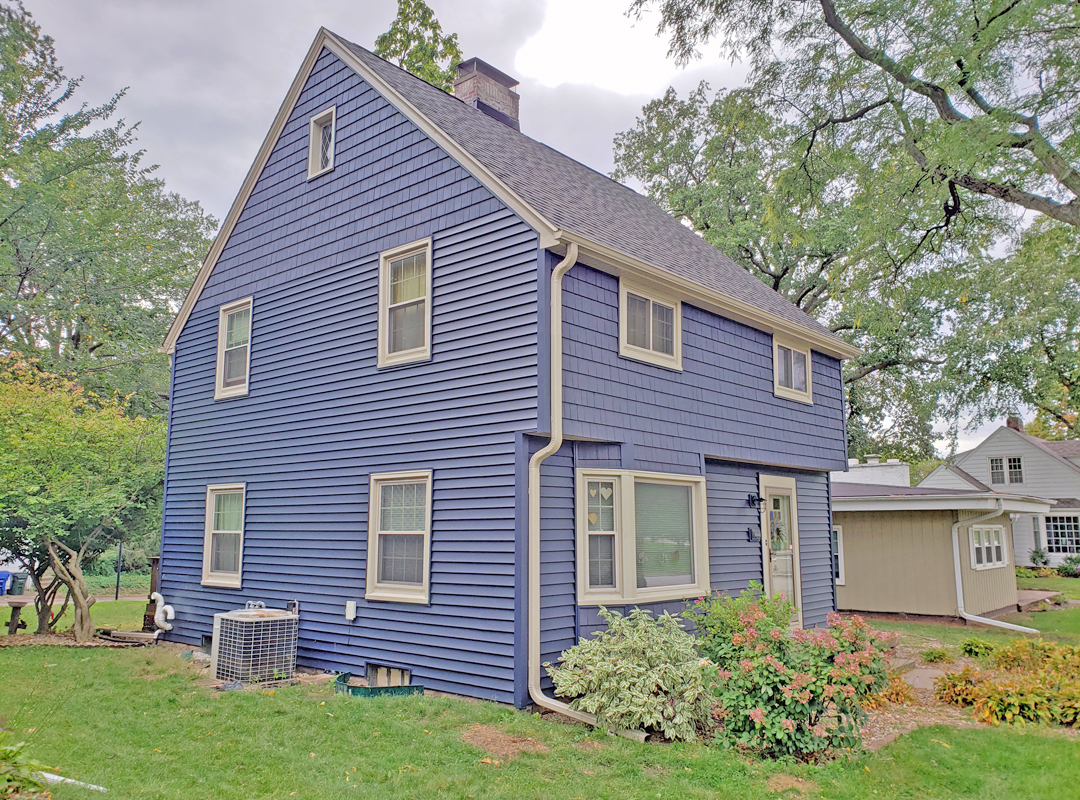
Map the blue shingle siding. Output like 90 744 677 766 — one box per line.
538 455 836 677
161 48 539 703
561 264 848 472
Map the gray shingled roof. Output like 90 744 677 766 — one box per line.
1043 440 1080 459
832 482 983 498
339 37 845 348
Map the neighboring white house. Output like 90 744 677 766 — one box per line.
919 418 1080 566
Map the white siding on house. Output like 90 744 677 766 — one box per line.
919 466 979 492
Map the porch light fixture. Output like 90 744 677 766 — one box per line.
747 492 764 510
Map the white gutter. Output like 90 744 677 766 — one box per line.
526 242 598 727
950 500 1038 635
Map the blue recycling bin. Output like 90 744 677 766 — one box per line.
0 571 10 596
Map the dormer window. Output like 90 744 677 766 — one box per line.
773 338 812 404
307 106 336 178
618 280 682 370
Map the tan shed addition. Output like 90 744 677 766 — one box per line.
831 483 1052 619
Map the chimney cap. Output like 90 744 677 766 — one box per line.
864 454 881 464
455 57 518 89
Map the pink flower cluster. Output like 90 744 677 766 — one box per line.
749 708 766 725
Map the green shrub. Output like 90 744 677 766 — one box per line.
1029 548 1050 567
1058 555 1080 578
685 585 890 759
934 667 987 706
545 607 713 742
921 646 952 664
864 672 915 709
991 638 1080 671
960 638 996 658
0 731 49 798
1015 566 1038 578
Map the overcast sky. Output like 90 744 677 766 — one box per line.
25 0 746 221
23 0 1001 452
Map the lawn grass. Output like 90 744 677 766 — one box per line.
1 599 145 633
869 607 1080 650
1017 574 1080 600
2 646 1078 799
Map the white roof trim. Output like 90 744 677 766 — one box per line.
833 492 1054 514
161 28 858 359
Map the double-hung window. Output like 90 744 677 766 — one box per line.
576 469 709 605
366 471 433 603
970 526 1007 569
378 240 432 367
831 525 845 585
202 484 245 588
215 298 252 399
307 106 336 178
618 280 682 369
773 338 812 403
989 456 1024 485
1046 515 1080 554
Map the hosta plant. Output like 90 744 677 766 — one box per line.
686 587 890 759
545 607 714 741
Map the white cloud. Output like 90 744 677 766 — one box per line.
515 0 679 95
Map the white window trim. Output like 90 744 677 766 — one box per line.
307 106 336 179
987 455 1024 486
575 468 709 606
617 279 683 370
365 470 433 604
759 474 804 628
969 525 1008 570
832 524 845 586
201 483 245 588
377 238 433 368
214 297 253 400
773 337 813 404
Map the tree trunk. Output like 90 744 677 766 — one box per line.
47 539 97 643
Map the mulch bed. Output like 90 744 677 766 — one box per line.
0 630 143 648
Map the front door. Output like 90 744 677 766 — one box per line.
760 477 803 626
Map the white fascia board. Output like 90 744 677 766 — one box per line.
558 234 862 361
833 494 1054 514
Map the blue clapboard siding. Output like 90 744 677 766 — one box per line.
540 454 835 671
561 262 848 472
161 47 539 704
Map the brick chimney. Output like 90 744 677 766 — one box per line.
1006 415 1023 432
453 58 520 131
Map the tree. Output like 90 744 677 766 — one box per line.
630 0 1080 229
375 0 463 91
614 84 988 459
0 2 216 415
0 356 165 641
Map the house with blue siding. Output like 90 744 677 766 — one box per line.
158 28 860 712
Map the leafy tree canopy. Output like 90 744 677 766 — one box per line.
0 2 216 415
375 0 463 91
630 0 1080 228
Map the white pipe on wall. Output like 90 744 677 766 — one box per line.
950 500 1038 635
526 243 598 726
151 591 175 632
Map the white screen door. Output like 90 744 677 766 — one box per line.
761 477 802 626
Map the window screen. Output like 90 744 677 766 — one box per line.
586 480 617 588
377 481 427 585
634 482 693 589
222 306 250 388
209 490 243 575
387 251 427 354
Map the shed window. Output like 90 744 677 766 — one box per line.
378 240 432 367
970 526 1007 570
202 484 245 588
307 106 336 178
618 280 682 369
1046 515 1080 554
773 338 813 403
831 525 845 585
576 469 708 604
215 298 252 399
366 471 432 603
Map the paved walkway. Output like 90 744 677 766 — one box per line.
1017 589 1062 610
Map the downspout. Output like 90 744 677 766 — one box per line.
527 243 596 726
951 499 1038 635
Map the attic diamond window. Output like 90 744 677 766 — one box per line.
307 107 335 178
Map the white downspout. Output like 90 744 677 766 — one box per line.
526 243 597 726
951 500 1038 635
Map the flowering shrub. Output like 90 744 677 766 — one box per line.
934 667 987 706
684 586 890 758
545 607 714 741
864 672 916 710
1058 555 1080 578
